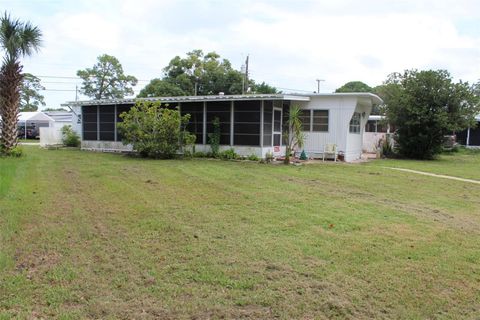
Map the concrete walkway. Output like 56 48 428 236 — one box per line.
386 167 480 185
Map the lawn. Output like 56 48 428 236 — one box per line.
367 148 480 181
1 147 479 319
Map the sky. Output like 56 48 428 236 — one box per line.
3 0 480 109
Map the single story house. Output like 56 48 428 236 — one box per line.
63 93 382 162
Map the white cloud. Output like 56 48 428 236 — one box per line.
8 0 480 107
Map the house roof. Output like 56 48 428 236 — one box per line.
62 92 383 107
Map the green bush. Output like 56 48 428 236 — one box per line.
193 151 207 158
117 101 196 159
0 145 23 157
208 117 221 156
219 148 238 160
247 154 259 161
61 125 80 147
265 151 274 163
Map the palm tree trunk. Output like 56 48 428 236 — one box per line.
0 62 23 153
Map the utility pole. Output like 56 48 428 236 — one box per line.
75 85 78 101
316 79 325 93
244 54 249 94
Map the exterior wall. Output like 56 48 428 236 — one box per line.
297 96 358 159
363 132 386 153
39 127 63 146
70 106 83 137
79 142 286 159
81 140 133 152
345 103 371 161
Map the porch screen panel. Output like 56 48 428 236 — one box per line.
234 100 261 146
181 102 204 144
206 101 231 145
282 101 290 145
99 105 115 141
263 100 273 146
82 105 98 140
116 104 133 141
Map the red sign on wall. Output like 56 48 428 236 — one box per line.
274 146 280 152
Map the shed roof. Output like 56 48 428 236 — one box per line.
17 112 54 122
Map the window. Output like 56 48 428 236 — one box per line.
312 110 328 132
299 110 311 131
298 109 328 132
365 120 376 132
349 112 361 134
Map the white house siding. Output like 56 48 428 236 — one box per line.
345 102 371 162
298 96 358 159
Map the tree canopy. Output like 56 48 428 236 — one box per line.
335 81 373 93
19 73 45 111
384 70 479 159
138 50 278 97
77 54 138 100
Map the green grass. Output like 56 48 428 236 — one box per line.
368 148 480 180
1 147 479 319
18 139 39 143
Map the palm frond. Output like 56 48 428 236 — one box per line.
0 11 42 62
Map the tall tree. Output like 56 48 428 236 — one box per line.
335 81 373 93
77 54 138 100
384 70 479 159
162 50 243 95
0 12 42 154
251 81 279 94
19 73 45 111
138 78 187 97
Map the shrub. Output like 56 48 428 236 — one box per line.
0 145 23 157
117 101 196 159
265 151 274 163
208 117 221 156
193 151 207 158
384 69 479 159
61 125 80 147
378 136 394 158
219 148 238 160
247 154 259 161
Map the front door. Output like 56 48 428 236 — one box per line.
273 108 282 151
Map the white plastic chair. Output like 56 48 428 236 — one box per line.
323 143 338 162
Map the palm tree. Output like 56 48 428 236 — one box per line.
0 12 42 154
284 105 306 164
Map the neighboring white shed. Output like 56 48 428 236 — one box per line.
17 112 54 139
39 112 74 147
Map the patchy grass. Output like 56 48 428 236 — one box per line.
1 147 479 319
368 148 480 180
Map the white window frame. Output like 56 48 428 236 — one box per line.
349 112 361 134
